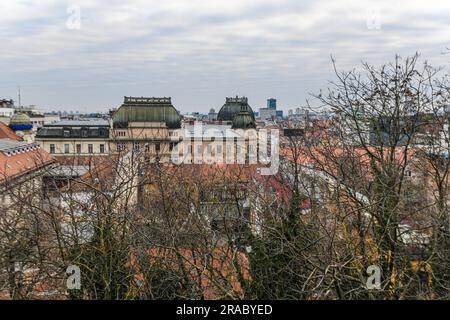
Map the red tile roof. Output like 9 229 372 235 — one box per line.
280 146 419 190
0 122 20 140
0 140 55 183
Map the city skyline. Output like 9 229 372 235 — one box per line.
1 0 450 112
0 0 450 303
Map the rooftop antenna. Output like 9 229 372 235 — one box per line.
17 86 21 109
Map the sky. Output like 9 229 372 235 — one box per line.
0 0 450 113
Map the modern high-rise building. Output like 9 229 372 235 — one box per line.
276 110 283 118
259 98 284 120
267 98 277 109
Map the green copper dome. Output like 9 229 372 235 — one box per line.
231 112 256 130
217 96 255 122
113 97 181 129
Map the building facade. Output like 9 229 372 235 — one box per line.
35 119 110 156
0 138 55 209
175 97 258 165
259 108 277 120
110 96 182 161
0 108 14 118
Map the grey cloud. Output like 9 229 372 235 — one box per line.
0 0 449 112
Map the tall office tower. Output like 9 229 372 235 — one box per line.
267 98 277 109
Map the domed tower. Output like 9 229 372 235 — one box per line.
111 97 182 159
217 96 255 122
9 113 33 142
113 97 181 129
9 113 33 131
231 112 256 130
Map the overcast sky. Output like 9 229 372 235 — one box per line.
0 0 450 113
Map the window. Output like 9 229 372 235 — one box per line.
100 144 105 153
133 142 140 151
155 143 161 153
63 130 70 138
217 145 223 155
76 144 82 154
50 144 55 154
117 143 126 152
169 143 174 151
82 130 88 138
88 144 93 154
64 144 70 154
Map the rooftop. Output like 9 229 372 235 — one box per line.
225 96 248 104
0 139 35 153
0 122 20 141
44 119 110 127
113 96 181 129
182 123 245 138
0 138 54 183
124 96 172 104
36 119 110 139
46 165 90 177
